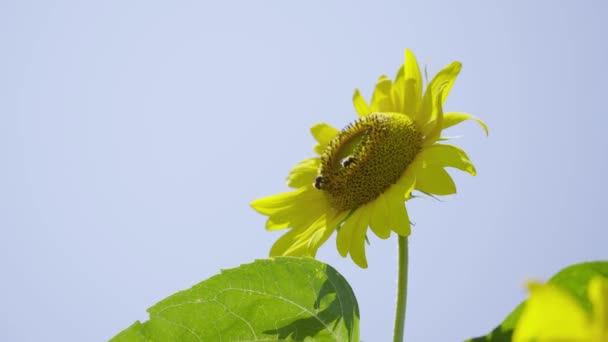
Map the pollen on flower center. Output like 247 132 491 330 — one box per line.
316 113 422 211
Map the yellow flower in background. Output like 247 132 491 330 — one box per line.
513 277 608 342
251 49 487 268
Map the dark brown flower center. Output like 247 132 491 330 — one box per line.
316 113 422 211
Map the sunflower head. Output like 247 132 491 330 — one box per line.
251 49 487 268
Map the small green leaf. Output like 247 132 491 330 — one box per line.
466 261 608 342
111 257 360 342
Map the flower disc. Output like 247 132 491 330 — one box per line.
317 113 422 211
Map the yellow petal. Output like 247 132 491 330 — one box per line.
265 208 317 231
402 49 422 115
443 112 489 136
306 210 348 257
349 207 369 268
311 123 340 155
370 75 393 112
391 65 405 113
284 216 328 256
416 85 433 130
369 193 391 239
270 209 347 258
419 61 462 125
269 225 308 256
431 61 462 104
421 87 446 145
386 176 415 236
414 165 456 196
306 227 330 257
286 158 320 188
251 188 307 215
416 144 476 176
389 198 411 237
513 282 591 342
336 209 361 257
353 88 372 117
251 188 329 231
328 209 349 232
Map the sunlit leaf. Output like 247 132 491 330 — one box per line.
111 257 360 342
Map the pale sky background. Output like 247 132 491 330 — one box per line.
2 1 608 341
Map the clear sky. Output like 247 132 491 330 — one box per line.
2 1 607 341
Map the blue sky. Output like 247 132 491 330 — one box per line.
2 1 608 341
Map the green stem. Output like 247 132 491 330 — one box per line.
393 235 409 342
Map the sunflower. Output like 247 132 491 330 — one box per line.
251 49 487 268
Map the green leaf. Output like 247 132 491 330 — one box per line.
466 261 608 342
111 257 360 342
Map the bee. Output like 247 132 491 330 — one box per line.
314 175 324 189
340 156 356 168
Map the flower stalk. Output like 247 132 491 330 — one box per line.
393 235 409 342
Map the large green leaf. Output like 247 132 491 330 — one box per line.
467 261 608 342
111 257 360 342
